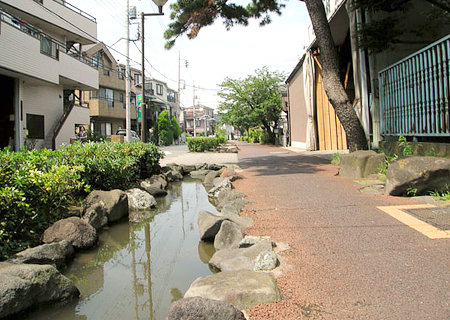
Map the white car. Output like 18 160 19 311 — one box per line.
115 129 140 141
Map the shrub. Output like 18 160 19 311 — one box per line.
249 128 263 143
187 137 222 152
0 142 163 259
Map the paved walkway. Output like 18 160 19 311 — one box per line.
159 144 238 166
160 142 450 319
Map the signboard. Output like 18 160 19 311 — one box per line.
137 94 143 104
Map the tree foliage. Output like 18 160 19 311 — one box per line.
164 0 369 150
354 0 450 53
218 67 285 144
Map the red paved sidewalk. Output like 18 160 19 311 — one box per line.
233 142 450 319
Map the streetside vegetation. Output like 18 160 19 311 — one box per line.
187 135 227 152
0 142 163 259
239 127 271 144
217 67 285 145
158 110 181 146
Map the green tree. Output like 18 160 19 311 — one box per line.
217 67 284 144
164 0 368 151
171 116 181 141
158 110 173 146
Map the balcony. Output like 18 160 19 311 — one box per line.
1 0 97 44
0 11 98 89
89 98 137 119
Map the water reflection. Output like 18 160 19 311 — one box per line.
25 178 218 320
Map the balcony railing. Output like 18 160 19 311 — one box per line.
32 0 96 23
379 34 450 137
0 8 96 67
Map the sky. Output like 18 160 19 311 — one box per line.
74 0 313 110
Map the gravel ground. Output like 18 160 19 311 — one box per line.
232 142 450 319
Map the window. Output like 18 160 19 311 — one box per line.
103 68 110 76
27 114 45 139
118 69 124 80
130 95 136 105
98 87 114 107
134 74 141 86
168 91 176 103
119 93 124 103
92 55 98 68
156 84 163 95
93 122 112 136
40 37 58 59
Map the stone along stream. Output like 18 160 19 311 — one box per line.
24 178 217 320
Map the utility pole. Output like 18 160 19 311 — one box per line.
140 5 165 142
125 0 131 142
140 12 146 142
193 83 196 137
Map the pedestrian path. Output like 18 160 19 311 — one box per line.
159 144 238 166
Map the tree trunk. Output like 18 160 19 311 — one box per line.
303 0 368 151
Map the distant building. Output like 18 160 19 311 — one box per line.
183 105 216 136
0 0 98 149
81 43 137 138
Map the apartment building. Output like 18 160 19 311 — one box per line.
0 0 98 149
81 43 138 137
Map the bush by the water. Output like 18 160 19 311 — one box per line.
0 142 163 259
186 136 227 152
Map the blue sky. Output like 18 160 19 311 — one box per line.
74 0 312 109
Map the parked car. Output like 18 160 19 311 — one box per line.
115 129 140 141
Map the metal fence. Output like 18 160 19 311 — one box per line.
379 34 450 137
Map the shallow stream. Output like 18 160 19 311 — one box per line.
24 178 216 320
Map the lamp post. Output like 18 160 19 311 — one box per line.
140 0 168 142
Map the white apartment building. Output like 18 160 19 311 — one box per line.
0 0 98 150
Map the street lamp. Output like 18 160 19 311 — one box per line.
140 0 168 142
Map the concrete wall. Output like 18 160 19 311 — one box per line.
21 82 63 149
55 105 90 148
0 22 59 84
1 0 97 44
287 64 308 149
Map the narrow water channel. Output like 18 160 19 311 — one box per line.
24 178 217 320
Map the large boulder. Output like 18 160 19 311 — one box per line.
42 217 97 250
197 211 228 241
385 156 450 196
190 170 213 180
144 174 168 190
254 250 279 271
184 270 280 310
203 171 221 187
209 240 274 272
165 170 184 182
140 181 168 197
214 220 244 251
0 262 79 319
82 189 129 228
220 199 249 216
182 164 197 174
220 169 243 181
208 178 233 204
339 151 386 178
167 297 246 320
8 240 74 270
126 188 157 211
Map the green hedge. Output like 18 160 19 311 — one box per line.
0 141 163 259
186 137 226 152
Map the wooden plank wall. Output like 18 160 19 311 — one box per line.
315 62 348 150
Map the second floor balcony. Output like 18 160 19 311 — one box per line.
0 10 98 89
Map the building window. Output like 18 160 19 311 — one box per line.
92 55 98 68
168 91 176 102
40 37 58 59
119 93 124 103
156 84 163 95
93 122 112 137
98 87 114 107
118 69 124 80
26 114 45 139
134 74 141 86
103 68 110 76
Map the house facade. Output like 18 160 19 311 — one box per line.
81 43 137 138
0 0 98 149
286 0 450 151
183 104 216 136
